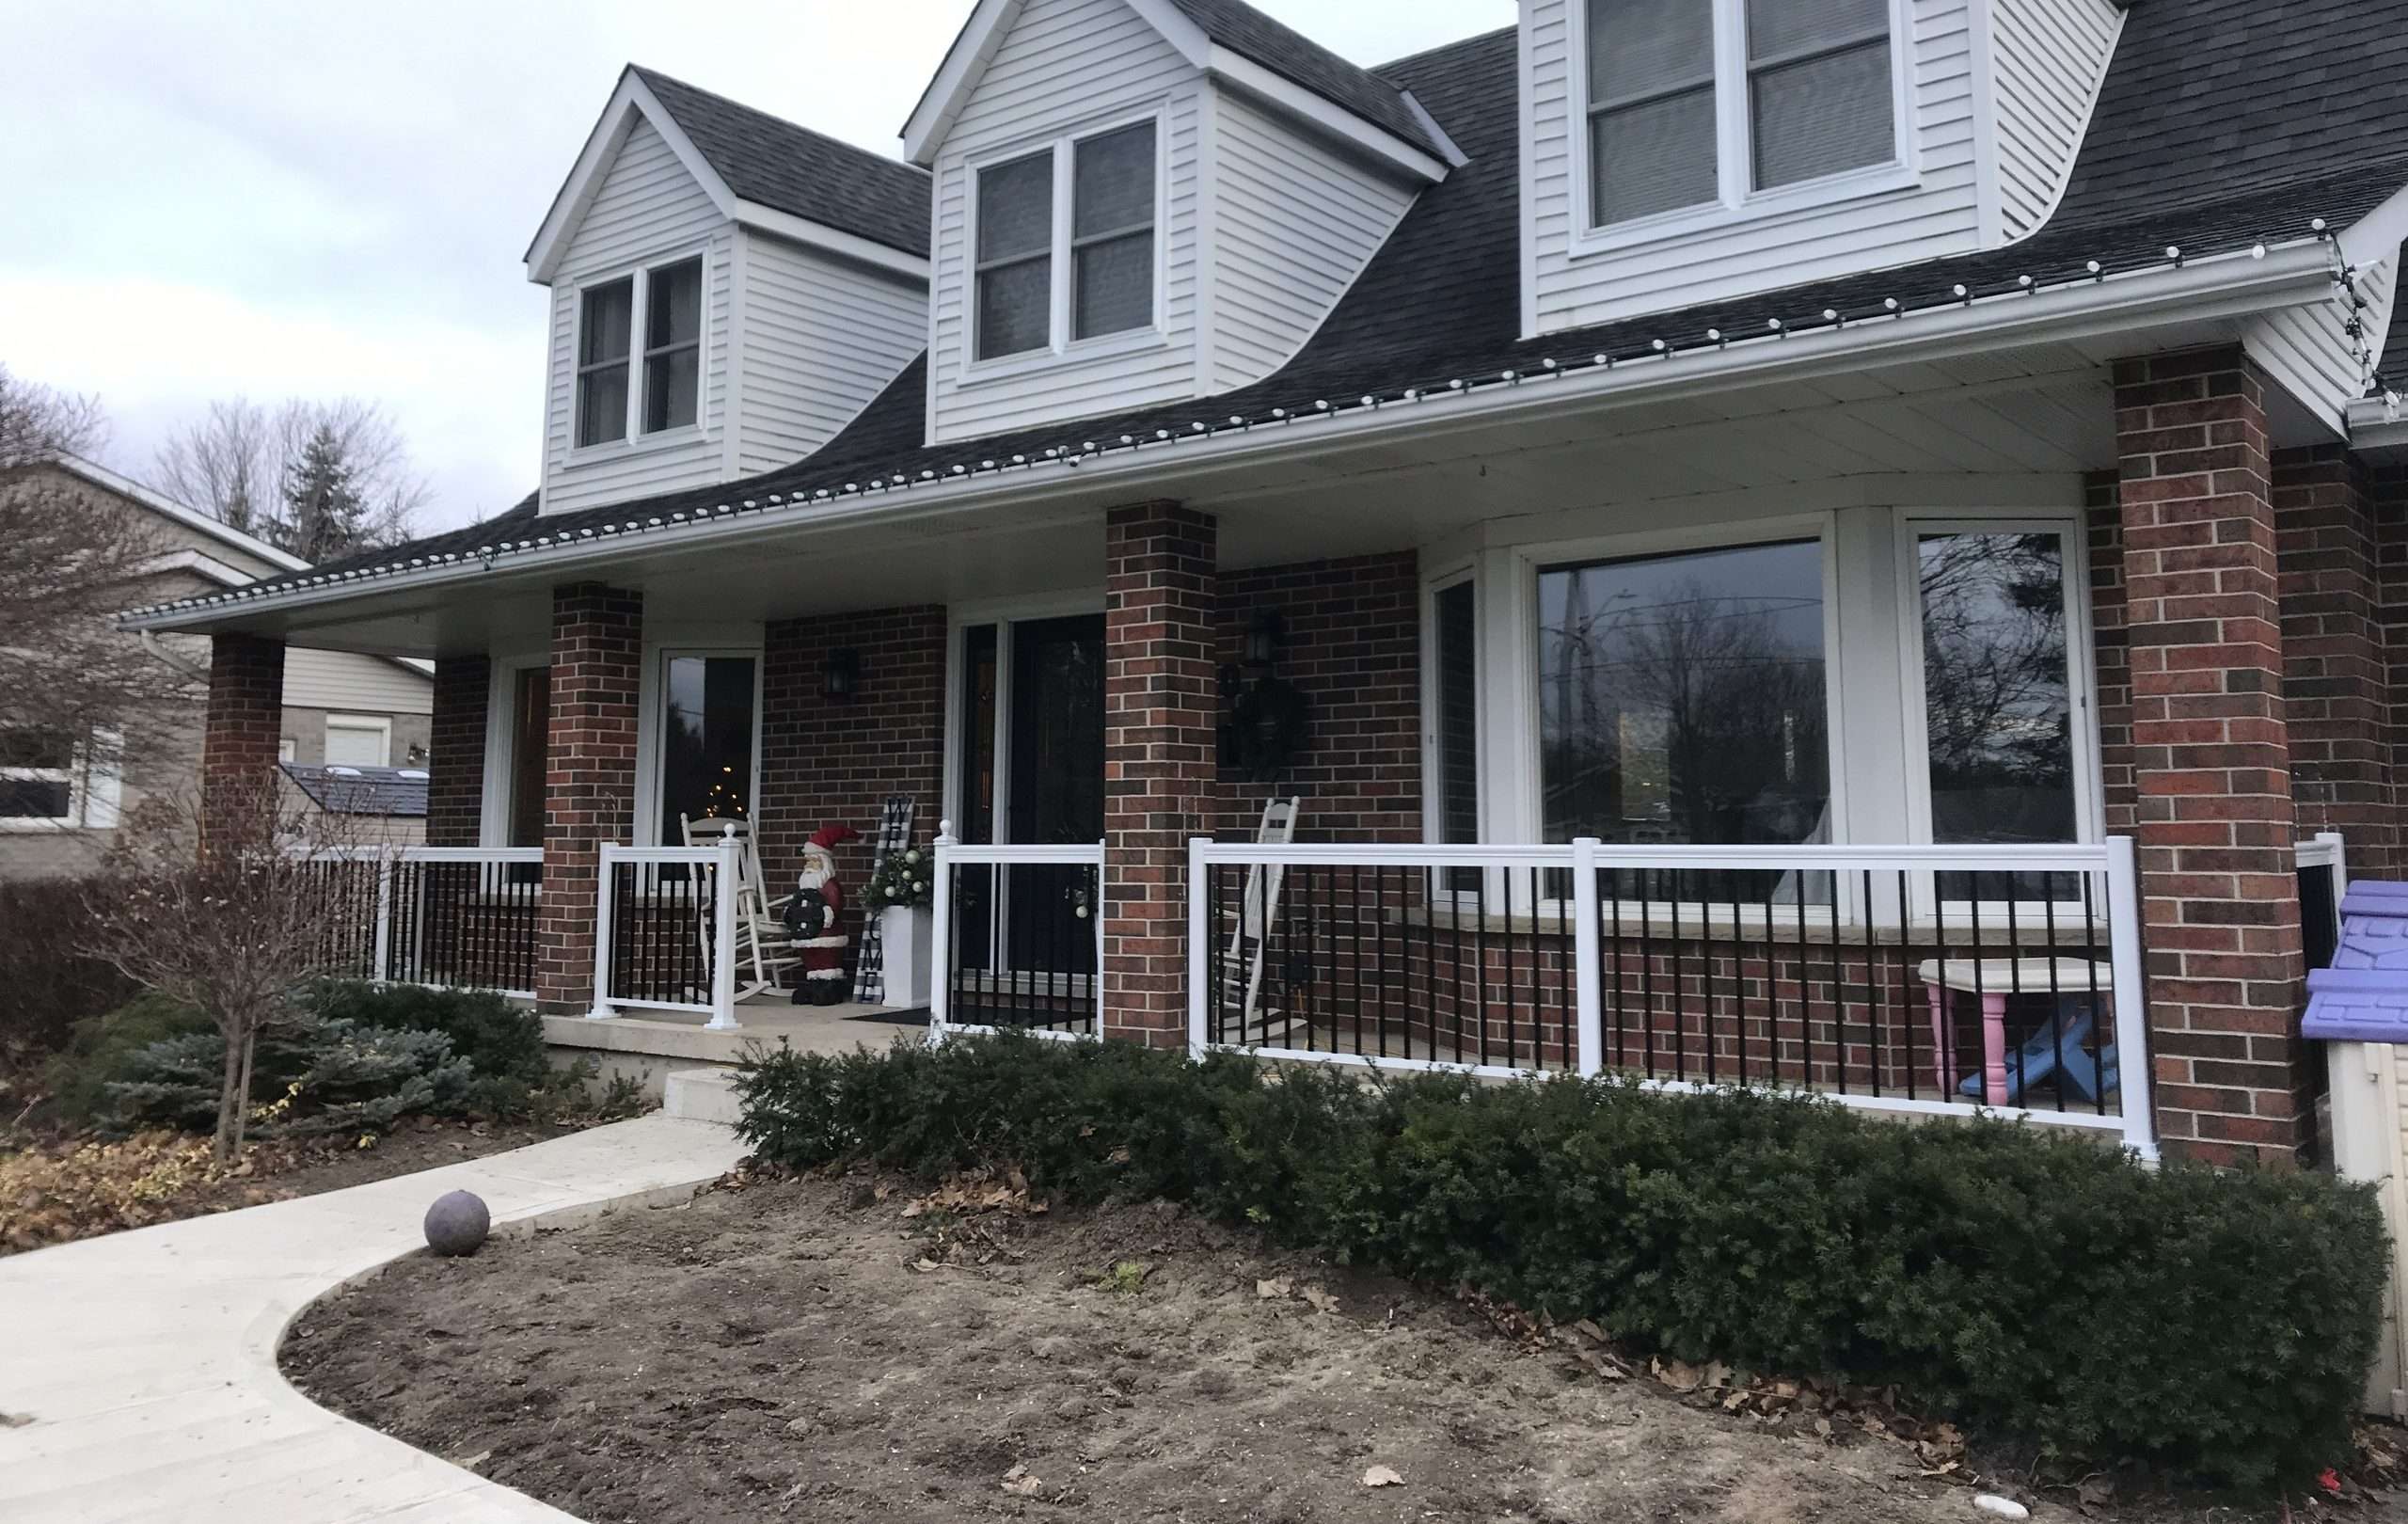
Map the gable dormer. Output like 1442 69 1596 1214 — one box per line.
526 68 933 515
1520 0 2125 336
905 0 1457 446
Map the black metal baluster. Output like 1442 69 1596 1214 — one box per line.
2082 872 2107 1117
1830 890 1846 1097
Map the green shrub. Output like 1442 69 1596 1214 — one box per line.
734 1034 2387 1493
41 992 215 1125
99 1017 472 1137
307 981 547 1084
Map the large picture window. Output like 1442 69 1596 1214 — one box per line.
1583 0 1899 231
0 727 118 830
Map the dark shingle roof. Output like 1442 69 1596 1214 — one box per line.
632 66 931 259
282 763 428 818
180 0 2408 615
1163 0 1443 158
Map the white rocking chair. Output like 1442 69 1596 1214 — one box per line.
1217 797 1301 1044
682 816 801 1000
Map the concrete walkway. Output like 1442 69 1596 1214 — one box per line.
0 1114 747 1523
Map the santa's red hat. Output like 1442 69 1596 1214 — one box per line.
805 824 859 852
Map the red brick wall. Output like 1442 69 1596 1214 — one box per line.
758 606 948 897
2377 463 2408 840
536 583 642 1017
426 656 488 849
1102 503 1218 1044
2086 470 2137 834
1212 551 1421 841
200 632 285 853
2112 347 2307 1164
2273 445 2398 876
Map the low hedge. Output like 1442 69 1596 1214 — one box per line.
734 1033 2388 1492
0 877 137 1070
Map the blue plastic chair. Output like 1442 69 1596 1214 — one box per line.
1958 999 2116 1103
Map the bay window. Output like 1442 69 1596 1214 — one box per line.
973 118 1159 362
1584 0 1901 232
574 254 704 448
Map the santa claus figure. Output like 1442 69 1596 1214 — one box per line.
784 824 859 1005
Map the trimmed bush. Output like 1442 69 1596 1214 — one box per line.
307 982 548 1085
735 1034 2388 1492
99 1018 473 1137
40 992 215 1125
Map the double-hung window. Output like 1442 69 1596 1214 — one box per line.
574 255 704 448
1584 0 1899 231
974 119 1158 362
0 728 118 829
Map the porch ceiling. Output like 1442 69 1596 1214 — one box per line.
178 322 2229 661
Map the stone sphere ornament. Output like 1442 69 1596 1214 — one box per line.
422 1189 491 1257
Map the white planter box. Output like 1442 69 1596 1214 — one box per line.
880 904 935 1009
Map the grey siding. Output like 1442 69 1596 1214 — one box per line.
2248 259 2397 437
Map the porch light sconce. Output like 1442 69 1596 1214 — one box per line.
1242 608 1284 671
822 647 862 703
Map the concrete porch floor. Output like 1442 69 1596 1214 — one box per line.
542 992 929 1081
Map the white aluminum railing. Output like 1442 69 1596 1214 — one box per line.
590 840 744 1029
1185 835 2156 1158
929 828 1105 1042
308 846 544 998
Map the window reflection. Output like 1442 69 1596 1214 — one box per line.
1918 532 2077 901
1540 541 1830 901
660 655 756 844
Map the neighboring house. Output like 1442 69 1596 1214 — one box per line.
3 456 433 876
126 0 2408 1168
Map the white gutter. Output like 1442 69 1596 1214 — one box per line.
124 237 2338 635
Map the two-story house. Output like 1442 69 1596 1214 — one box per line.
4 454 434 878
127 0 2408 1168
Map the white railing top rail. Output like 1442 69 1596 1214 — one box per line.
936 840 1103 866
1190 838 2122 875
600 843 734 866
304 845 543 865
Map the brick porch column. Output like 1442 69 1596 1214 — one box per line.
425 655 490 848
2114 347 2308 1164
535 585 642 1017
2275 446 2401 877
1101 503 1216 1045
199 631 285 854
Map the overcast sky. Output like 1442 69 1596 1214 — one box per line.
2 1 1513 533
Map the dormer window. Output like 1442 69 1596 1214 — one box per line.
1584 0 1900 232
974 119 1159 363
575 254 704 447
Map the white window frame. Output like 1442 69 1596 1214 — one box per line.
633 640 766 849
323 714 393 769
1567 0 1918 258
0 728 120 832
960 106 1168 383
1420 562 1488 911
567 245 710 458
1893 511 2102 922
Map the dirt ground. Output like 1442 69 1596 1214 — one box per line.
276 1170 2390 1524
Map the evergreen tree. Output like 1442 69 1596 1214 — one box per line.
277 421 372 561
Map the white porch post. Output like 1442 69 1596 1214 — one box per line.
2104 834 2157 1161
706 837 742 1030
1572 836 1602 1077
1187 835 1210 1059
585 845 620 1021
929 821 956 1040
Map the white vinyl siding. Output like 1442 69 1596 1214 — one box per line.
1525 0 1979 333
1206 87 1419 391
927 0 1203 444
282 648 435 717
2248 259 2398 437
1990 0 2122 240
541 116 732 516
736 229 929 476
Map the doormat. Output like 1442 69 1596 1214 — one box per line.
844 1007 931 1028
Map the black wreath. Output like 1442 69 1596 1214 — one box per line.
1223 675 1310 784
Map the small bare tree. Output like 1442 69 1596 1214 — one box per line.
81 773 364 1160
0 364 192 801
151 395 429 556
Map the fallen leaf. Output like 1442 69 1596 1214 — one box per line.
1572 1318 1607 1344
0 1412 31 1429
1813 1417 1833 1439
1361 1465 1404 1488
899 1200 926 1218
911 1258 941 1274
1701 1359 1731 1390
452 1450 493 1471
1653 1358 1703 1393
1256 1277 1292 1299
1301 1284 1339 1315
1002 1464 1042 1497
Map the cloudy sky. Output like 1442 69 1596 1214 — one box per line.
3 0 1513 533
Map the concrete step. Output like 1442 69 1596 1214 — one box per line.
663 1066 744 1126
